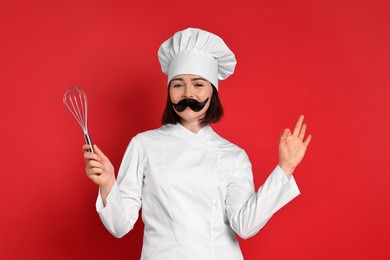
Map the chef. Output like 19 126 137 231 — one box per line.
83 28 312 260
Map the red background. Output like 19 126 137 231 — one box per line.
1 0 389 259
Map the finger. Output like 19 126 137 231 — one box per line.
86 167 103 176
304 134 312 146
84 151 101 162
82 144 91 152
93 145 109 161
279 129 291 144
280 129 288 139
88 173 101 183
299 124 307 140
293 115 304 136
87 159 104 169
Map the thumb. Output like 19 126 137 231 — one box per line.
93 144 108 161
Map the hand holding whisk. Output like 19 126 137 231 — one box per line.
63 86 95 153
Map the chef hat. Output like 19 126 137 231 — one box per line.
157 28 236 90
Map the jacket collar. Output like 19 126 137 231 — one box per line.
168 123 214 139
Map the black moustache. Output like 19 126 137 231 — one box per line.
172 98 209 112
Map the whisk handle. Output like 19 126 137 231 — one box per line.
84 134 95 153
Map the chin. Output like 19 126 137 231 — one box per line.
178 111 206 122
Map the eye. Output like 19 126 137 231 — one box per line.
172 84 183 88
194 83 204 87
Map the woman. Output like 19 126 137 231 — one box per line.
83 28 311 260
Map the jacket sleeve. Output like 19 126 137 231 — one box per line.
95 135 144 238
225 150 300 239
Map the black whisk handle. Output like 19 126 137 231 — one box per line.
84 134 95 153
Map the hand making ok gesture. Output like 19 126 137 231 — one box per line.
278 115 312 177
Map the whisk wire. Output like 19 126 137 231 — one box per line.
83 91 88 132
79 90 87 130
74 93 85 132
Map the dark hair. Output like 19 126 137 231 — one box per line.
162 84 224 125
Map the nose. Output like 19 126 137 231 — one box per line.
182 85 193 98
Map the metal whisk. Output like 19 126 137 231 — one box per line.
63 86 95 153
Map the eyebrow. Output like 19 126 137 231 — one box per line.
171 77 207 82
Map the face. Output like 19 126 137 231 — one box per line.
169 74 213 124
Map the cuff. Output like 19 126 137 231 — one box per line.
273 165 300 195
96 181 120 213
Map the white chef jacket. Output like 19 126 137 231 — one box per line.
96 123 300 260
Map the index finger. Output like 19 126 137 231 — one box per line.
82 144 91 153
293 115 305 136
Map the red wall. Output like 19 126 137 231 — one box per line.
1 0 389 259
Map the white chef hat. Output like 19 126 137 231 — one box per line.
157 28 236 90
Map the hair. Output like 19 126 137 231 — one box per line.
162 84 224 125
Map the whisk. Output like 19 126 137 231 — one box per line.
63 86 95 153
